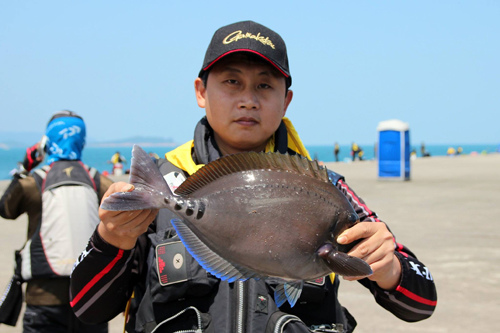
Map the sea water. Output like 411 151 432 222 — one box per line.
0 143 498 180
306 143 499 163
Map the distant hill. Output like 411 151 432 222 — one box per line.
0 132 177 149
87 136 177 147
0 131 44 148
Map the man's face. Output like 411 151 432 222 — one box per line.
195 54 293 155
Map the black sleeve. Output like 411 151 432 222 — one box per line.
335 179 437 322
357 247 437 322
96 173 114 201
0 177 26 219
69 227 148 324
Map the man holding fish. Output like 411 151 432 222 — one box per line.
70 21 437 333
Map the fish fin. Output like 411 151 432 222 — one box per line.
170 219 258 282
318 243 373 277
274 281 303 308
101 145 171 211
175 152 329 196
273 284 287 307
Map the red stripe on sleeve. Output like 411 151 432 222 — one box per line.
70 249 124 307
395 241 408 257
396 285 437 306
338 179 381 221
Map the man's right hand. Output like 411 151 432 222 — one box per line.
98 182 159 250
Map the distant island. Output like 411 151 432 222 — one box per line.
87 142 178 148
0 132 177 149
86 136 177 148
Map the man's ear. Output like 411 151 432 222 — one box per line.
194 77 206 108
282 89 293 117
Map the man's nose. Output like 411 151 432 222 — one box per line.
238 89 260 110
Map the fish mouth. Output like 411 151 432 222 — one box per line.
334 212 362 253
348 212 359 224
332 212 359 238
234 116 260 127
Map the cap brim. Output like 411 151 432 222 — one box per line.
200 49 290 78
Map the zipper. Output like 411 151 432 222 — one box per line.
236 280 245 333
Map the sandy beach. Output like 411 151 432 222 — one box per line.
1 154 499 333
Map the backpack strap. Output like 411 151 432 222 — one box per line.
265 311 304 333
83 164 99 192
32 165 51 193
40 161 98 192
35 162 100 205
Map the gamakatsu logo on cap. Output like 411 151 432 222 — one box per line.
223 30 275 49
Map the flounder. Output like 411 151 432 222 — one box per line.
101 145 372 307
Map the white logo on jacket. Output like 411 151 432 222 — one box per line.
71 248 93 276
409 261 433 281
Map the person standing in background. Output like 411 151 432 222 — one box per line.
110 151 126 165
351 142 359 161
0 110 112 333
358 147 364 161
109 151 127 175
334 142 340 162
420 142 430 157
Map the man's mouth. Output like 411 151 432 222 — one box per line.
235 117 259 126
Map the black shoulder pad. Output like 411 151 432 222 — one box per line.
327 169 345 186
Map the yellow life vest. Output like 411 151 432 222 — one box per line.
110 153 121 164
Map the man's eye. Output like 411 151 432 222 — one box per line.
259 83 271 89
226 79 238 84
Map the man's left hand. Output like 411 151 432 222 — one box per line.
337 222 402 290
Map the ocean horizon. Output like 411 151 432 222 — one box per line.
0 143 499 181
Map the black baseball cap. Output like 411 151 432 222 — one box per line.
199 20 292 88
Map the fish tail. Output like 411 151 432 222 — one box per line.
317 244 373 277
101 145 172 211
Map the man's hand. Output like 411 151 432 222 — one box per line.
98 182 159 250
22 143 43 172
337 222 402 290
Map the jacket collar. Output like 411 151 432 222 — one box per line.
192 116 290 165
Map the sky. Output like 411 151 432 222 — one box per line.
1 1 499 146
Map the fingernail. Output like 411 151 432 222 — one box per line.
337 234 347 244
125 184 135 192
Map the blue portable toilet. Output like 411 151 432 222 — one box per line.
377 119 410 180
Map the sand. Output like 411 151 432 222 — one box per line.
1 154 499 332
